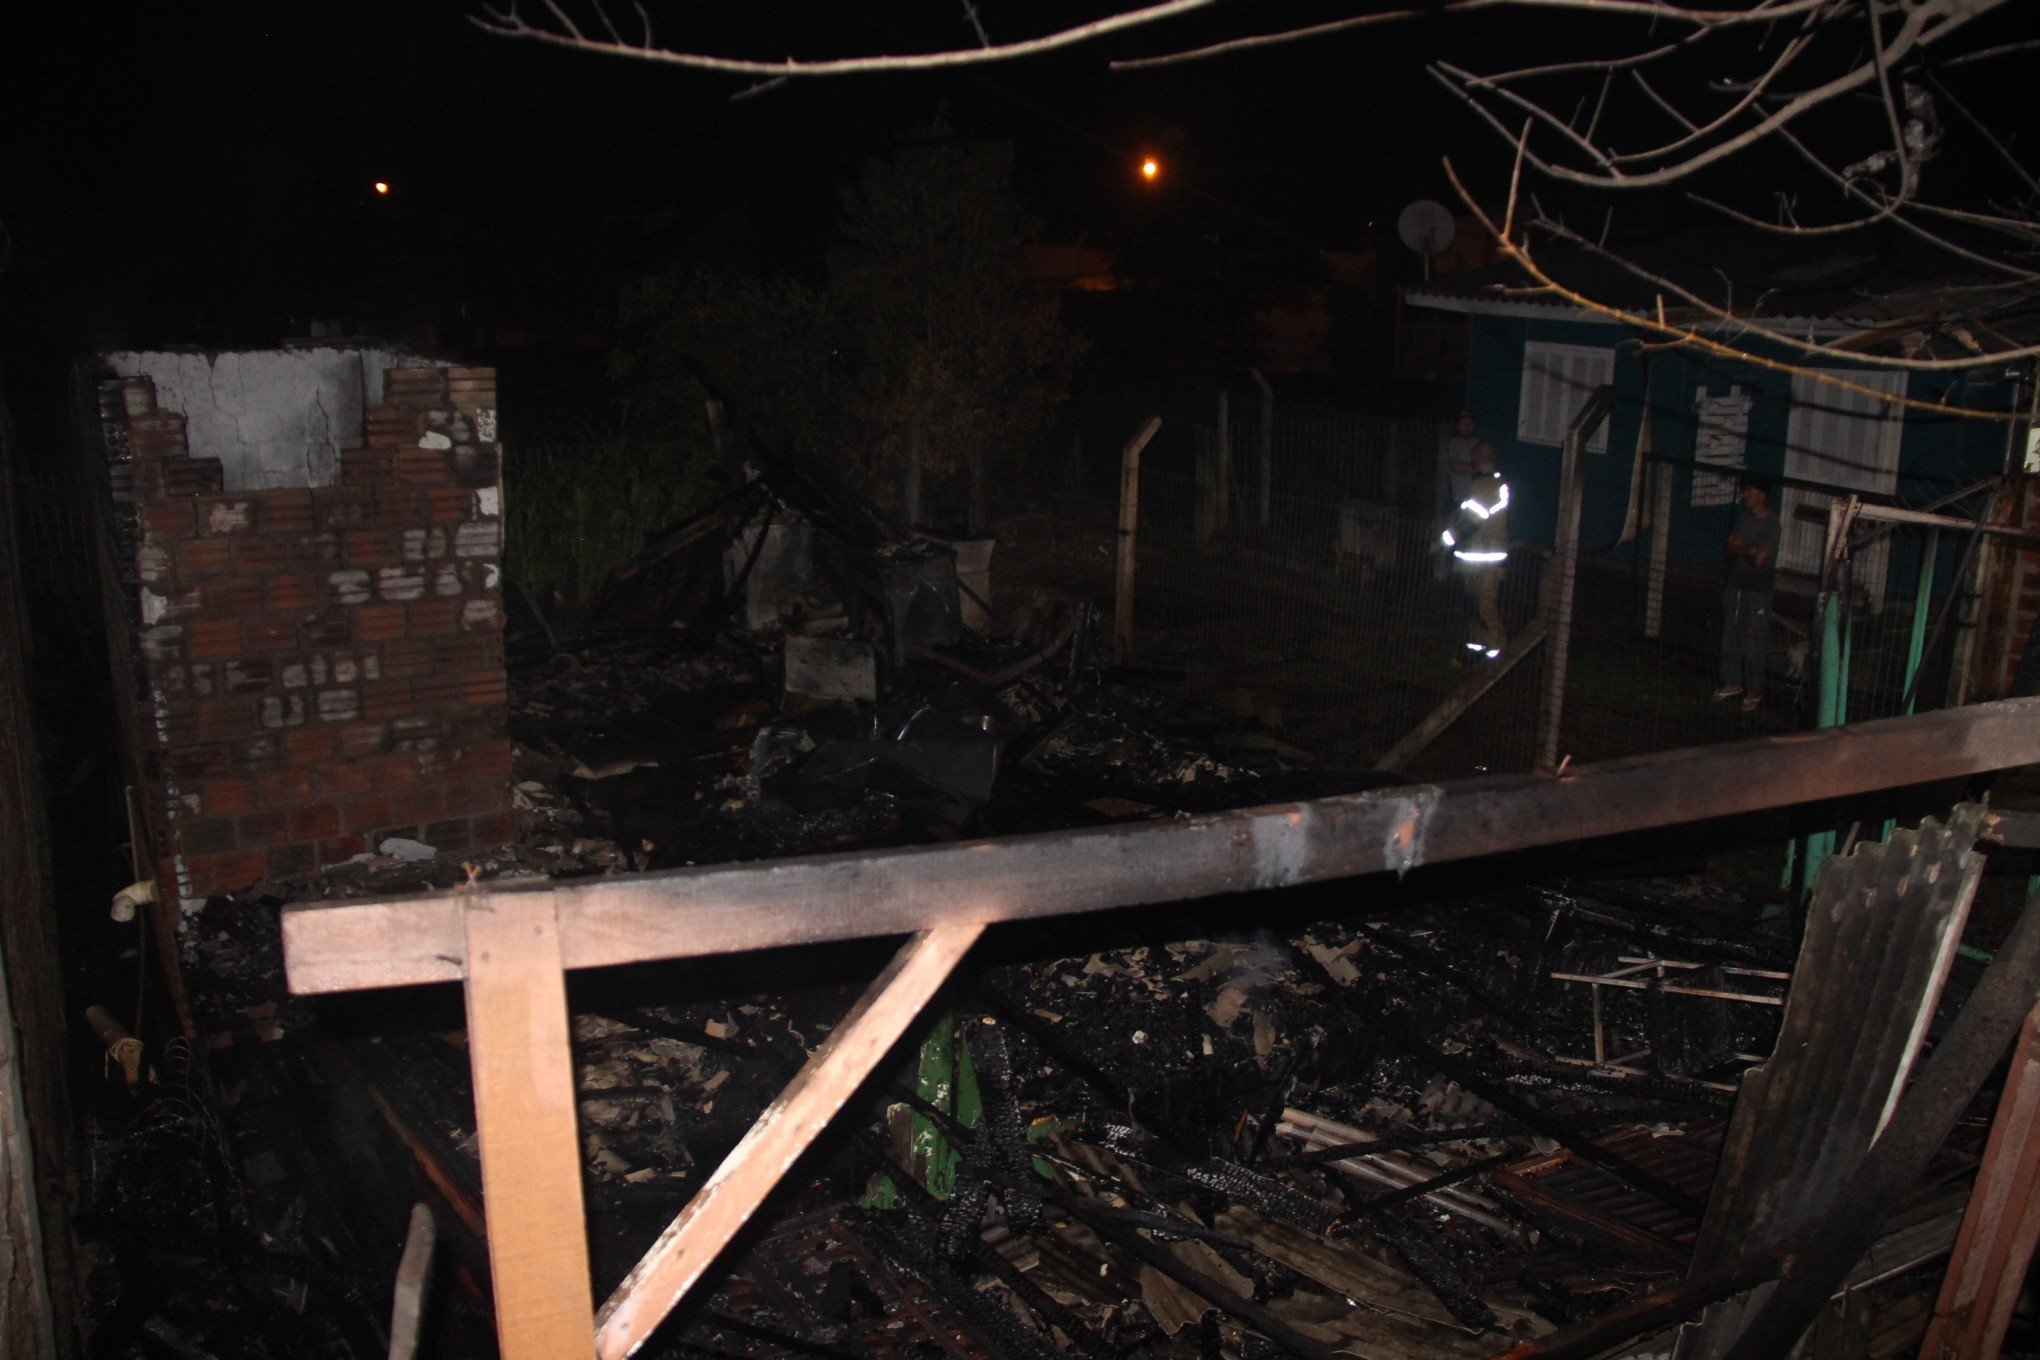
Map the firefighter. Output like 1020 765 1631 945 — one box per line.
1439 442 1510 661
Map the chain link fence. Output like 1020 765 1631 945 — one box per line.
994 409 2002 781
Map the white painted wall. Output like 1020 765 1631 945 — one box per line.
106 346 410 490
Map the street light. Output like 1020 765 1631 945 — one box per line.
373 180 391 196
1139 156 1160 184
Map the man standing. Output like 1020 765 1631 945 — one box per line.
1440 442 1510 660
1715 476 1780 711
1439 412 1486 515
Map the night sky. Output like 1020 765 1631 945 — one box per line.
0 4 1523 355
3 3 2031 372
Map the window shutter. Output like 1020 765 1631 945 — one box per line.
1517 342 1614 452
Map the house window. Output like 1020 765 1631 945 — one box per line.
1517 342 1614 453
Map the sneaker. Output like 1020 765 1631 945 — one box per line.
1712 685 1743 701
1741 692 1763 711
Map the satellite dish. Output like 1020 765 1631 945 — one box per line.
1397 200 1456 279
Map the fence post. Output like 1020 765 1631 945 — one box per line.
1215 390 1231 534
1251 368 1273 529
1194 427 1217 551
1644 458 1673 639
1115 417 1162 663
1537 387 1614 771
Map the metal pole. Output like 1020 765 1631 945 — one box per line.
1114 417 1161 663
1905 530 1940 715
1251 367 1273 529
1537 388 1612 770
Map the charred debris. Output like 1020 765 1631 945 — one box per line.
83 448 1992 1360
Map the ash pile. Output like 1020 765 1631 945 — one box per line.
86 451 1971 1359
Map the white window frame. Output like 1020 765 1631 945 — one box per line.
1517 341 1614 453
1777 368 1907 600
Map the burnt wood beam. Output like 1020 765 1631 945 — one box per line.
283 696 2040 997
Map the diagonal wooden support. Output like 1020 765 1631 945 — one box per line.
1919 1000 2040 1359
593 922 984 1360
463 893 596 1359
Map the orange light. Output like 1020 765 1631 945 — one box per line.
1140 157 1160 183
373 180 390 196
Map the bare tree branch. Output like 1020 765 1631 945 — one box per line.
1442 157 2040 407
1111 0 1847 72
472 0 1222 75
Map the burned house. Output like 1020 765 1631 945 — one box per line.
5 338 2040 1360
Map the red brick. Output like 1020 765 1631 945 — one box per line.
203 776 256 816
185 851 267 895
266 573 320 613
396 448 450 485
266 843 317 879
179 538 235 578
340 527 397 562
245 614 304 653
187 617 241 658
362 682 415 720
339 793 391 832
425 487 473 524
177 816 236 856
340 448 394 487
333 722 389 758
261 489 316 534
206 577 263 616
171 460 225 496
312 487 376 531
283 728 333 766
140 501 196 538
237 810 288 847
259 769 319 807
368 754 421 790
317 833 368 865
353 605 407 642
409 671 464 707
388 786 445 825
465 670 508 707
129 412 187 438
299 616 353 649
233 536 289 572
374 487 425 522
407 600 459 636
198 697 260 738
318 765 370 801
377 639 437 677
288 803 342 840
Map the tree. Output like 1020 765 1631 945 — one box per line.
831 138 1084 528
480 0 2040 386
616 136 1083 527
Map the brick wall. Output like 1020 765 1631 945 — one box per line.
96 360 513 913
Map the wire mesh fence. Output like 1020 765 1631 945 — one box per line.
994 412 2002 781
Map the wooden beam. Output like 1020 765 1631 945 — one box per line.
1919 1002 2040 1359
462 894 594 1360
593 923 982 1360
282 697 2040 998
1374 619 1546 772
1113 416 1160 662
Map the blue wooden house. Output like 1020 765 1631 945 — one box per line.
1403 228 2025 604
